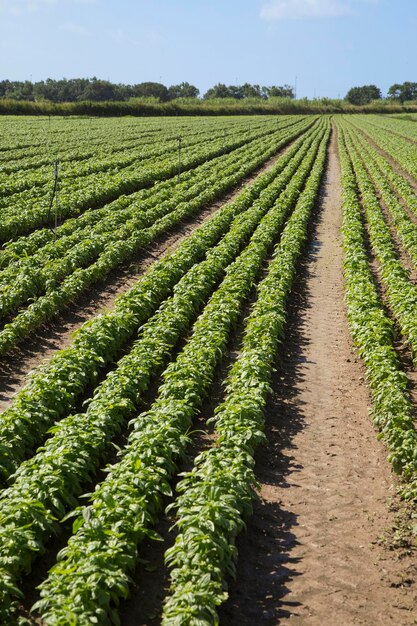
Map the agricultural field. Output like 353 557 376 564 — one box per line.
0 113 416 625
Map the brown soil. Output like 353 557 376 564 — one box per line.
219 126 417 625
0 149 284 412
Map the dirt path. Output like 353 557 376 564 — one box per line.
219 126 417 625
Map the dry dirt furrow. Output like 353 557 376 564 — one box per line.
219 125 417 625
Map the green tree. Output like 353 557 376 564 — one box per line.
345 85 381 105
81 79 119 101
0 80 33 100
387 82 417 103
240 83 262 98
131 82 169 101
168 82 199 99
33 79 62 102
262 84 295 99
204 83 263 100
203 83 232 99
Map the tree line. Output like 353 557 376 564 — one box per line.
3 77 416 105
345 82 417 105
0 78 295 103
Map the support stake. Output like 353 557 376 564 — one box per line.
177 136 182 183
46 159 59 237
54 159 59 231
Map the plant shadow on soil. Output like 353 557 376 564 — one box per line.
218 184 325 624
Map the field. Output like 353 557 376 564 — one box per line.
0 113 416 625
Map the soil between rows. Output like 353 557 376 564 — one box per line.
219 125 417 625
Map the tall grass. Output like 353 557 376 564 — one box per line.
1 97 417 117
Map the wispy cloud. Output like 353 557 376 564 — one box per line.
260 0 353 20
61 21 89 35
107 28 142 47
106 27 161 48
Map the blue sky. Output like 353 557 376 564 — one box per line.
1 0 416 99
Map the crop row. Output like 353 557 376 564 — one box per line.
337 122 417 500
349 115 417 183
0 120 325 481
2 118 256 214
0 116 166 154
0 115 258 165
0 116 276 176
0 118 316 323
0 120 319 355
340 121 417 360
353 114 417 144
0 167 267 479
0 122 328 623
0 130 272 274
0 124 293 262
0 121 176 168
0 117 313 266
342 121 417 272
0 117 280 197
344 120 417 218
0 131 158 173
0 118 302 240
32 120 329 626
0 116 280 160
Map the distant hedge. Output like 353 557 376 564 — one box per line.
1 98 417 117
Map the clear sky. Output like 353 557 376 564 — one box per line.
1 0 416 99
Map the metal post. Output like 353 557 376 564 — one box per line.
177 137 182 183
